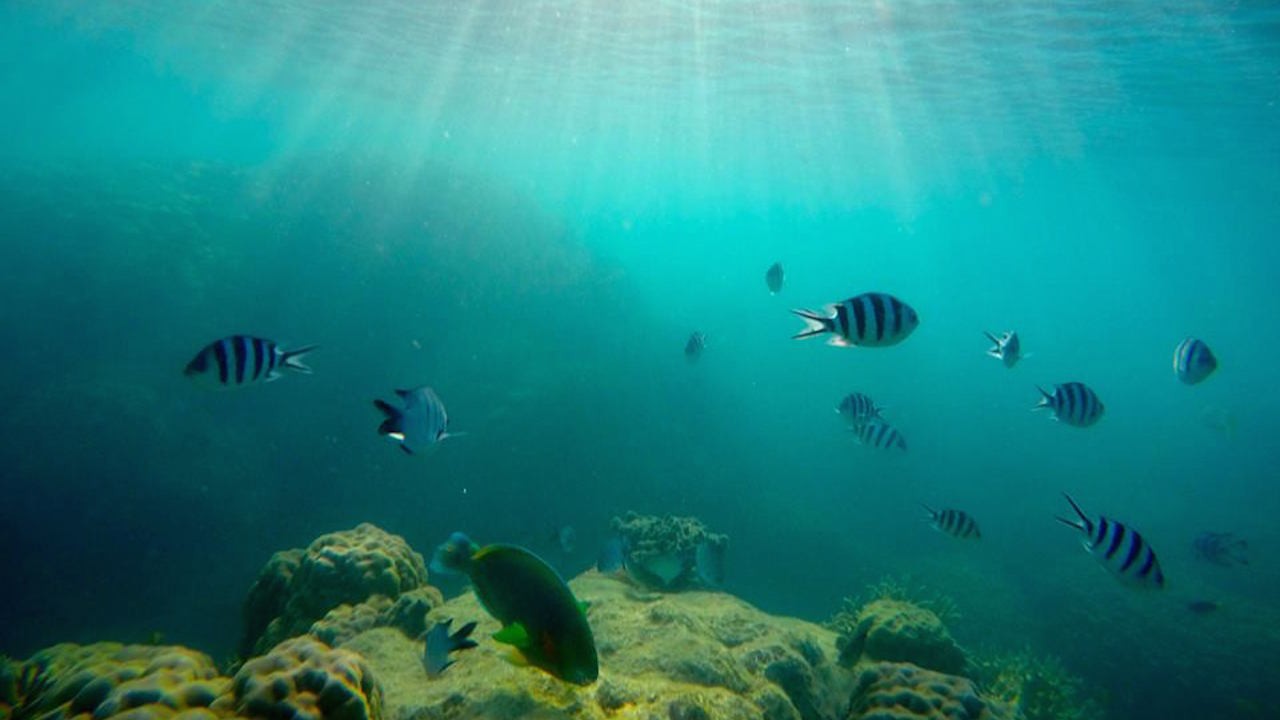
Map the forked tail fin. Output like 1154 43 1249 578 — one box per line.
282 345 318 373
790 308 832 340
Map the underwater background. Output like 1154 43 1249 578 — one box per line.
1 2 1277 718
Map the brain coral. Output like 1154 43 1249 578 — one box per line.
836 599 967 676
11 643 230 720
225 638 381 720
241 524 430 656
310 588 444 648
847 662 1014 720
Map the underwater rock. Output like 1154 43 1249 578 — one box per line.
845 662 1014 720
9 642 231 720
240 524 432 656
340 572 855 720
610 512 729 592
835 599 966 676
226 637 383 720
310 588 444 647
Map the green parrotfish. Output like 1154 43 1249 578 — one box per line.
431 532 598 685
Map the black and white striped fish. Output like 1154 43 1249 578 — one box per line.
1056 493 1165 589
854 419 907 451
836 392 883 425
1034 382 1104 427
1173 338 1217 385
791 292 919 347
685 332 706 362
921 504 981 539
184 336 316 389
983 330 1021 368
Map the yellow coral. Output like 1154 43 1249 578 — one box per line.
226 637 381 720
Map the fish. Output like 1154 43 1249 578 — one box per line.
854 419 907 451
422 618 478 677
1055 493 1165 589
1034 382 1104 427
596 536 630 575
184 336 316 389
685 332 706 361
791 292 919 347
430 532 598 685
836 392 883 426
373 386 456 455
1174 338 1217 384
1186 600 1220 615
921 504 981 539
765 262 784 294
552 525 577 554
983 330 1021 368
1192 531 1247 567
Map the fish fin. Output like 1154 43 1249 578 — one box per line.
983 330 1001 346
439 431 467 441
450 621 479 650
374 400 403 435
827 336 852 347
1032 386 1053 410
493 622 531 649
265 370 283 382
280 345 318 374
399 444 414 455
1054 515 1085 531
395 388 415 399
919 502 937 519
986 348 1004 359
1061 492 1089 523
790 308 832 340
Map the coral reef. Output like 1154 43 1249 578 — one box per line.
240 524 430 656
340 571 855 720
969 648 1105 720
846 662 1014 720
609 512 728 591
309 588 443 647
830 599 966 676
10 642 230 720
225 637 382 720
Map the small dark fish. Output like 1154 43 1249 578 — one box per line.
1192 532 1247 567
423 618 478 677
765 262 784 294
854 419 907 451
431 532 598 685
552 525 577 554
836 392 883 426
685 332 706 361
1186 600 1220 615
185 336 316 389
373 386 456 455
921 504 981 539
596 536 630 575
792 292 919 347
1056 493 1164 589
1174 338 1217 385
1034 382 1104 427
983 330 1021 368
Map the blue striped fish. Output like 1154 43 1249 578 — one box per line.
836 392 883 426
1034 382 1104 427
921 504 981 539
791 292 919 347
375 386 456 454
1056 494 1165 589
854 419 907 451
184 336 316 389
1173 338 1217 385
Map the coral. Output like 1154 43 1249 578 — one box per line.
969 648 1105 720
846 662 1014 720
832 599 966 675
341 572 856 720
10 642 231 720
240 525 431 656
609 512 729 591
308 587 443 648
224 637 382 720
1 655 17 720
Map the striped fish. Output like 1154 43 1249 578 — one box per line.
983 330 1021 368
374 386 456 455
184 336 316 389
1034 382 1104 427
1056 493 1165 589
791 292 919 347
1173 338 1217 385
921 504 981 539
836 392 882 426
685 332 706 362
854 419 907 451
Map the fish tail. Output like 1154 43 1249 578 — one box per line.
983 330 1002 356
373 399 403 436
790 308 832 340
1032 385 1053 410
430 532 477 576
449 621 479 651
1057 492 1089 530
281 344 318 374
919 502 937 520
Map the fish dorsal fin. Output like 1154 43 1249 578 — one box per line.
493 622 531 649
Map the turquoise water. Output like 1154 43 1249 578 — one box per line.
1 1 1278 717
